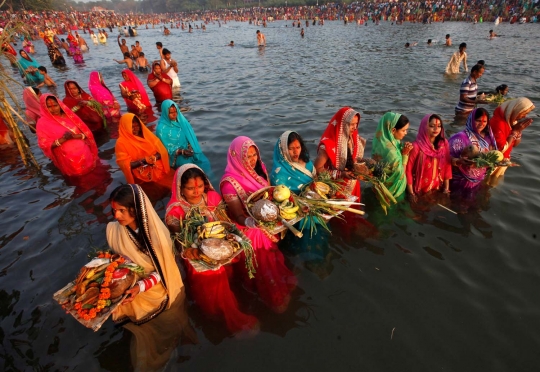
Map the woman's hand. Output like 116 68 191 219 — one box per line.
514 118 533 132
122 285 140 304
62 131 74 141
184 248 201 260
401 142 413 156
407 191 418 203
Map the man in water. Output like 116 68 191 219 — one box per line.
160 48 180 89
256 30 266 47
445 34 452 46
228 41 234 47
455 64 488 116
489 29 498 39
117 35 129 56
156 41 163 59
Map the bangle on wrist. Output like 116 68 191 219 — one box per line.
55 139 61 147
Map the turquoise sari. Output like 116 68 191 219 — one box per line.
156 100 212 178
18 53 44 86
371 112 407 198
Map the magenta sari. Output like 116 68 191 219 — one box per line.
166 164 258 332
23 87 41 124
119 69 157 123
88 71 121 123
36 94 98 177
220 136 297 313
406 114 452 195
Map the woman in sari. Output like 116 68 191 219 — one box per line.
23 87 41 125
22 37 35 54
119 69 157 123
488 97 535 178
17 50 44 86
220 136 296 313
448 108 496 194
270 130 315 194
107 184 184 324
63 80 106 132
313 107 366 202
36 94 98 177
68 38 84 63
116 113 172 188
406 114 452 202
147 61 172 109
156 100 212 176
371 112 413 199
165 164 258 333
45 41 66 66
88 71 122 124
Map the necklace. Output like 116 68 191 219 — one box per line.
191 196 205 207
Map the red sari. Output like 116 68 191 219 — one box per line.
147 68 173 107
119 69 157 123
165 164 258 333
36 94 98 177
63 80 106 132
318 107 365 201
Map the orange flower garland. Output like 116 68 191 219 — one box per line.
75 256 126 321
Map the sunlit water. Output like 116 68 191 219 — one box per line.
1 20 539 371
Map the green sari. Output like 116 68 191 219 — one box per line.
371 112 407 198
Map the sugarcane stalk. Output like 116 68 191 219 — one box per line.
278 216 303 238
306 199 365 215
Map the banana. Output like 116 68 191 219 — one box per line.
202 221 222 228
315 182 330 194
206 233 227 239
280 210 297 220
315 188 328 199
281 205 299 213
263 191 269 199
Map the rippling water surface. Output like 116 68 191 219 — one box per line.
1 20 539 371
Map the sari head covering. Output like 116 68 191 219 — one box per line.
119 69 156 122
17 50 44 85
106 184 183 324
156 99 212 176
63 80 106 132
23 87 41 123
463 108 497 152
148 62 172 106
220 136 269 203
165 164 223 225
116 113 170 184
408 114 451 194
270 130 315 193
489 97 535 158
372 112 409 198
36 93 98 177
318 107 363 171
88 71 122 122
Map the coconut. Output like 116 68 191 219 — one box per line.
489 150 504 162
251 199 279 222
109 270 136 299
460 144 480 159
273 185 291 202
200 238 234 261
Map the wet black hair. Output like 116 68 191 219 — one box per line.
471 64 484 73
287 132 310 163
180 167 211 194
395 114 410 130
109 184 136 218
427 39 432 43
459 42 467 49
495 84 508 94
476 60 485 66
123 52 130 58
405 42 410 47
31 87 40 94
38 66 47 73
156 41 162 47
489 29 493 33
162 48 170 55
446 34 450 38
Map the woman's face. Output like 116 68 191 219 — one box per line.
46 98 61 116
427 117 442 140
515 107 533 121
168 105 178 121
500 87 509 96
181 176 205 204
111 201 136 229
247 145 258 169
122 72 129 81
349 115 359 133
132 118 142 136
20 50 28 59
392 123 409 140
153 64 162 74
288 139 302 162
474 114 488 133
68 83 80 97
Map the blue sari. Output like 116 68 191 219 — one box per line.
156 100 212 178
270 130 315 193
18 54 44 86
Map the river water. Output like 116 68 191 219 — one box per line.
1 20 539 371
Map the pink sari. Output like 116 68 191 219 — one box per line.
119 69 157 123
220 136 297 313
23 87 41 124
36 94 98 177
406 114 452 195
88 71 121 123
166 164 258 332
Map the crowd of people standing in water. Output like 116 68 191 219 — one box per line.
0 8 536 337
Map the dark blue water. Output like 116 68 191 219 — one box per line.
1 20 539 371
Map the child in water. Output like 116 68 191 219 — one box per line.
114 52 135 70
136 52 149 72
37 66 57 88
